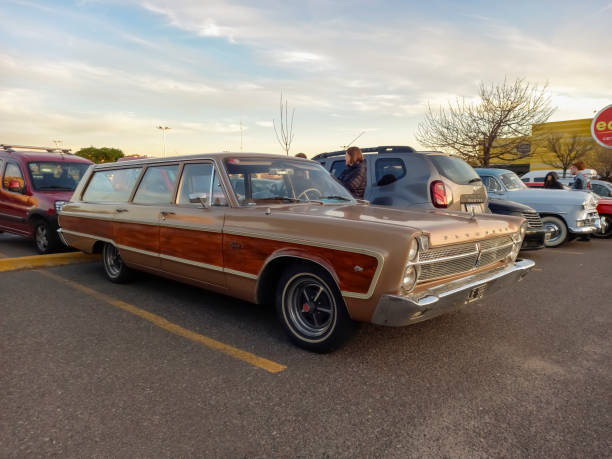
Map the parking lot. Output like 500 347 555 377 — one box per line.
1 233 610 457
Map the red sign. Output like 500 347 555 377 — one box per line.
591 104 612 148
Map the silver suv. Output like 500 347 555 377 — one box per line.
313 146 487 213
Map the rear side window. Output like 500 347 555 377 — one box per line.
375 158 406 185
3 162 25 191
82 167 142 202
330 160 347 178
133 164 179 204
429 155 480 185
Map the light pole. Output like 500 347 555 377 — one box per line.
156 125 171 158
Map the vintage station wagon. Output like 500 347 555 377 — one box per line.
59 154 534 352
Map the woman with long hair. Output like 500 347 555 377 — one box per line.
337 146 367 198
544 171 565 189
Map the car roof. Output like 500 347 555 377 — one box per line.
312 145 449 161
0 149 92 164
474 168 513 176
92 152 311 169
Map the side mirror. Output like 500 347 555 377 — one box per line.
8 179 23 193
189 192 210 208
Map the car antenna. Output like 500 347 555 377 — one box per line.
342 131 365 150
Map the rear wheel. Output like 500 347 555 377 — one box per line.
275 263 354 352
593 215 612 238
33 220 60 254
541 215 568 247
102 243 132 283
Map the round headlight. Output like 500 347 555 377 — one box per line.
519 222 527 239
408 238 418 261
401 265 417 293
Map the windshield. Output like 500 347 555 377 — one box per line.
223 158 354 206
500 172 527 191
428 155 481 185
28 161 90 191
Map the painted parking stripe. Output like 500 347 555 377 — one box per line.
0 252 99 272
38 270 287 374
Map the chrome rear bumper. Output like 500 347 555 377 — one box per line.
371 259 535 326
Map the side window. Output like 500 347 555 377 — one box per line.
82 167 142 202
178 163 228 206
3 162 25 193
534 176 545 182
330 160 347 178
482 176 501 192
375 158 406 186
133 164 179 204
521 178 530 183
592 184 610 197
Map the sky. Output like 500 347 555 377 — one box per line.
0 0 610 157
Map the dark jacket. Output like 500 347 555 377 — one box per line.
572 172 587 190
544 172 564 189
337 160 367 199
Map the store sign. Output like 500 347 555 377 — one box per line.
591 104 612 148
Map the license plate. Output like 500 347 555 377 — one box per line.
465 203 482 213
466 284 487 303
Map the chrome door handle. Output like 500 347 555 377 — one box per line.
116 208 128 212
160 211 175 220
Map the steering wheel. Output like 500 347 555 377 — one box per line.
297 187 322 201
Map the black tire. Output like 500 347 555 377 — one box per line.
592 215 612 238
33 220 60 254
541 215 568 247
275 263 354 352
102 243 132 283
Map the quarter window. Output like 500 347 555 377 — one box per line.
330 160 347 178
482 176 502 192
82 167 142 202
133 164 179 204
375 158 406 185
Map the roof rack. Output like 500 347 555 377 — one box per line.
1 144 73 154
312 145 416 160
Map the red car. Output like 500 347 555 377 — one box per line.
0 144 93 253
595 198 612 238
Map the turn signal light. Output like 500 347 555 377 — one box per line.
430 180 448 208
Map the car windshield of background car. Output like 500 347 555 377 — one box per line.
500 172 527 191
429 155 481 185
28 161 90 191
224 158 354 205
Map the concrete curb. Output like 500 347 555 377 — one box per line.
0 252 100 272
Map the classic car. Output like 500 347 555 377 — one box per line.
475 168 600 247
487 198 548 249
590 179 612 198
58 154 534 352
593 197 612 238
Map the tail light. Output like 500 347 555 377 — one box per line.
430 180 448 208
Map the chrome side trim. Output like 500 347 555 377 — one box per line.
160 253 224 272
224 268 258 279
60 211 115 220
116 244 158 258
159 221 222 233
61 229 113 244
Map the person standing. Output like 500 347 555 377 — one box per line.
337 146 367 199
543 171 565 189
571 160 589 190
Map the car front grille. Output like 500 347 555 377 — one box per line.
417 235 514 282
522 211 543 228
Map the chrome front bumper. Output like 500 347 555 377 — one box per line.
371 259 535 327
568 212 601 234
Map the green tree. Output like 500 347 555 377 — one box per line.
75 146 124 163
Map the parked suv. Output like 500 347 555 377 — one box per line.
313 146 488 213
0 144 92 253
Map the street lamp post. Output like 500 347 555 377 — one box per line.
156 125 171 158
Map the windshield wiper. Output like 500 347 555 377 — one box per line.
468 178 482 184
320 195 351 201
254 196 302 203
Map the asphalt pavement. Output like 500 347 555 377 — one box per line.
0 234 610 457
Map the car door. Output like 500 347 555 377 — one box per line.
158 161 226 288
0 161 31 235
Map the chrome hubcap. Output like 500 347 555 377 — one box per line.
285 275 335 339
104 245 123 278
36 224 48 251
543 221 562 243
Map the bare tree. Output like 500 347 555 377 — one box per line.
543 133 592 177
273 92 295 156
589 145 612 180
415 77 554 166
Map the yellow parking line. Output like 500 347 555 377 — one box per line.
38 270 287 374
0 252 99 272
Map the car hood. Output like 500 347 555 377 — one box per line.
281 203 523 246
502 188 590 205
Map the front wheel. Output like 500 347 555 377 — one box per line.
592 215 612 238
34 220 60 254
541 215 568 247
275 263 354 353
102 243 132 283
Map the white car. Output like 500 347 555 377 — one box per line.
590 179 612 198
